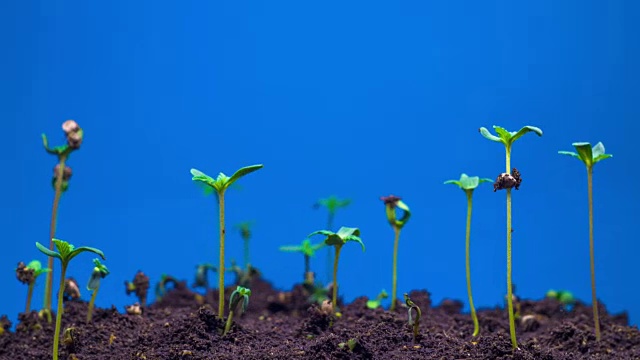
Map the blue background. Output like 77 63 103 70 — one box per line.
2 1 639 328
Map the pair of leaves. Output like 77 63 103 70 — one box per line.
36 239 106 266
315 196 351 214
87 258 109 291
191 164 264 195
25 260 51 278
444 174 492 191
366 289 389 309
308 227 365 252
558 142 612 168
229 286 251 314
279 238 325 257
479 125 543 148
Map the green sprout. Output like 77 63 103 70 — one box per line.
190 164 263 318
279 238 325 284
155 274 179 302
233 221 255 269
192 263 217 290
404 293 421 344
228 260 259 288
338 338 358 352
36 239 105 360
16 260 51 313
366 289 389 310
223 286 251 336
314 195 351 284
308 226 365 312
86 258 109 323
380 195 411 311
444 174 492 337
479 125 542 349
559 141 612 341
546 289 575 306
41 120 84 316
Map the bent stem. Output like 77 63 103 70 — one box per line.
332 245 342 310
465 191 479 337
52 264 68 360
223 310 235 336
390 227 401 311
505 146 518 349
587 166 601 341
87 286 99 323
44 155 67 313
218 190 226 318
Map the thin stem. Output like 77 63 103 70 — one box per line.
26 282 34 313
304 254 310 278
223 310 234 336
53 264 67 360
87 286 99 323
465 190 479 337
587 166 601 341
45 155 67 312
332 245 342 310
218 190 226 318
390 226 401 311
505 147 518 349
244 238 250 269
326 212 335 284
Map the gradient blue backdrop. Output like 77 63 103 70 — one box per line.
2 1 639 329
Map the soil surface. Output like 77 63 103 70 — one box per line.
1 275 638 359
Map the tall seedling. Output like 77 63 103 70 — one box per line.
314 196 351 284
380 195 411 311
190 164 263 317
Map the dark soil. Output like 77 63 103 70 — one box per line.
1 275 638 359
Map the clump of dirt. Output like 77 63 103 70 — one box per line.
1 274 638 359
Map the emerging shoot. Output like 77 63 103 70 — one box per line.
279 238 325 285
314 195 351 284
444 174 492 337
125 271 150 307
191 164 263 318
223 286 251 336
404 293 421 344
86 259 109 323
192 263 217 290
308 226 365 312
479 125 542 349
546 289 576 307
559 141 612 341
36 239 105 360
155 274 180 301
366 289 389 310
16 260 51 313
380 195 411 311
233 221 255 269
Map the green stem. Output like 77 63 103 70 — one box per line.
465 190 479 337
45 155 67 313
53 264 67 360
218 190 226 318
304 255 310 279
223 310 234 336
244 239 250 269
87 286 99 323
326 212 334 284
587 166 601 341
332 245 342 311
26 282 34 313
390 226 401 311
505 146 518 349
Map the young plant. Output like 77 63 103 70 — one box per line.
223 286 251 336
404 293 421 344
279 238 325 284
16 260 51 313
125 271 150 307
314 195 351 283
559 141 612 341
308 226 365 311
233 221 255 269
41 120 84 315
444 174 492 337
191 164 263 318
546 289 576 307
228 260 259 288
155 274 179 302
192 263 217 290
380 195 411 311
36 239 105 360
479 125 542 349
86 259 109 323
366 289 389 309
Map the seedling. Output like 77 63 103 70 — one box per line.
559 141 612 340
404 293 421 344
380 195 411 311
16 260 50 313
227 260 259 287
338 338 358 352
546 289 576 307
192 263 217 290
191 164 263 317
308 226 365 311
314 195 351 283
41 120 84 315
223 286 251 336
233 221 255 269
366 289 389 310
125 271 150 307
86 259 109 323
479 125 542 349
36 239 105 360
444 174 492 337
155 274 179 301
279 238 325 284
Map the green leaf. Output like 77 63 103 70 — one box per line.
572 142 593 166
345 235 366 252
443 180 462 187
317 196 351 214
558 151 581 160
393 200 411 228
592 142 613 164
509 125 543 144
68 246 106 263
478 127 502 143
226 164 264 189
493 126 512 142
445 174 493 191
336 226 361 239
53 239 75 259
36 242 61 260
26 260 42 272
308 229 335 238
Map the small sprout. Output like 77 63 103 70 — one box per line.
125 271 150 307
191 164 263 318
233 221 255 268
155 274 179 301
380 195 411 311
279 238 325 284
338 338 358 352
61 327 77 349
223 286 251 336
125 302 142 315
228 260 260 288
16 260 51 313
546 289 575 306
192 263 217 290
404 293 421 344
366 289 389 309
64 278 81 301
86 259 109 323
308 227 365 312
36 239 105 360
314 195 351 283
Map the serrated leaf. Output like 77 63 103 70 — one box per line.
479 127 502 143
509 125 543 144
226 164 264 189
36 242 61 260
493 126 512 142
53 239 74 259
